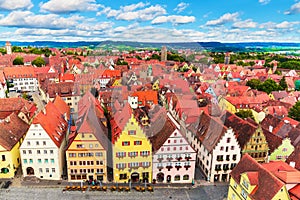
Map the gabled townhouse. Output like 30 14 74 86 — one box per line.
0 97 37 124
39 81 80 118
66 102 108 182
3 66 39 93
286 145 300 171
230 153 300 200
20 101 68 180
96 69 121 88
128 90 158 109
190 112 241 182
0 113 29 178
228 154 292 200
112 105 152 183
222 112 270 163
149 113 196 183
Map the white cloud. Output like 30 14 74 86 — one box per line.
205 12 239 26
258 0 271 5
259 21 299 29
232 19 257 28
284 2 300 15
0 11 84 29
0 0 33 10
40 0 101 13
97 3 166 21
174 2 189 13
121 2 149 12
152 15 195 25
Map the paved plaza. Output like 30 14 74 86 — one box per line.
0 185 228 200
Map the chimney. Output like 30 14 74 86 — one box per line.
5 116 10 123
289 161 296 168
269 125 273 133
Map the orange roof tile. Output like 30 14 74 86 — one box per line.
33 102 67 148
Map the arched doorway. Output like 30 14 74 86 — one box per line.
166 175 171 183
26 167 34 175
156 172 164 182
131 172 139 182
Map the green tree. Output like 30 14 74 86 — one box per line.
13 56 24 65
279 76 288 90
258 79 280 94
288 101 300 121
246 79 261 90
32 57 46 67
236 110 255 120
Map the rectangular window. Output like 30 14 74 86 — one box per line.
50 150 54 154
36 141 39 146
77 144 84 148
44 150 47 154
217 155 223 161
69 153 76 157
29 159 33 164
43 141 46 145
128 130 136 135
23 150 26 154
37 150 41 154
116 152 126 158
233 154 237 161
23 159 28 164
46 168 49 173
29 150 32 154
51 159 54 164
140 151 150 156
27 141 30 146
122 141 130 146
39 168 43 173
95 152 103 157
134 141 142 145
128 151 138 157
52 168 55 173
38 159 42 164
227 138 231 143
45 159 49 164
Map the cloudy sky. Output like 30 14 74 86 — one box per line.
0 0 300 42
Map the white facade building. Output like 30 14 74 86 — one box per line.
150 113 196 183
4 67 38 93
188 113 241 182
20 102 68 180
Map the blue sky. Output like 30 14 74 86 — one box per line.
0 0 300 42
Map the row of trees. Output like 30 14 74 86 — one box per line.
12 56 46 67
246 78 287 94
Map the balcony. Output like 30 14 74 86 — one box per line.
176 157 182 161
185 156 192 161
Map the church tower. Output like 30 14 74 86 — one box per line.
5 41 12 55
161 46 167 61
224 52 230 64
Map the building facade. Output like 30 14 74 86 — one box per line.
20 102 68 180
113 115 152 183
150 113 196 183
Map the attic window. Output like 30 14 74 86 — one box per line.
54 136 59 141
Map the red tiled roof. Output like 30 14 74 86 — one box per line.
33 102 67 148
53 95 70 121
0 97 36 120
286 145 300 171
149 115 177 152
3 66 36 79
262 161 300 184
289 184 300 199
230 154 285 200
0 112 29 150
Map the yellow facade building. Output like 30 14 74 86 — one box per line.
113 114 152 183
0 113 29 178
228 154 292 200
66 105 108 182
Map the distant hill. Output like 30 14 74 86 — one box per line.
0 41 300 52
